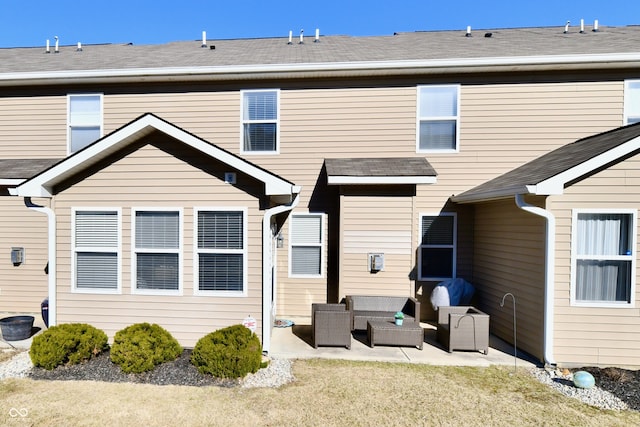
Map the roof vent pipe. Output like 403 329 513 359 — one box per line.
76 42 82 52
287 30 293 45
580 19 585 33
314 28 320 42
563 21 570 34
54 36 59 53
465 26 471 37
201 31 206 48
299 29 304 44
593 19 599 32
45 39 50 53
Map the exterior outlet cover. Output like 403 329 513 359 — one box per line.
368 253 384 272
224 172 236 184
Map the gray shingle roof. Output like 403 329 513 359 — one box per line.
0 159 61 180
1 25 639 74
325 157 436 178
452 122 640 202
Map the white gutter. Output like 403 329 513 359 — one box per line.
24 197 56 328
514 194 555 366
2 52 640 86
261 190 301 353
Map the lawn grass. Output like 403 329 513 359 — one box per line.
2 359 639 426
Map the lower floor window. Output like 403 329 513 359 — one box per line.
419 213 456 281
573 211 636 305
74 210 119 291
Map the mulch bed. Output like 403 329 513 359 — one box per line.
580 367 640 411
28 349 239 387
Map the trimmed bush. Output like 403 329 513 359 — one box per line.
29 323 108 370
191 324 262 379
110 323 182 373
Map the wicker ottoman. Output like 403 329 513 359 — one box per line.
367 320 423 350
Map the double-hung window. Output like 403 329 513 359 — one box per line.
73 209 120 293
241 89 279 153
419 213 457 280
572 210 636 306
417 85 460 152
289 213 324 277
133 209 181 293
68 94 103 154
195 208 247 295
624 80 640 125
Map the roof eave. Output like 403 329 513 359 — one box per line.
327 176 437 185
3 52 640 86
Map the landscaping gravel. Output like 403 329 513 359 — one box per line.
1 349 638 411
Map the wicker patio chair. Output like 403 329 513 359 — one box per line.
437 306 489 354
312 303 351 349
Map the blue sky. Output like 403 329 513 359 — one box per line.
0 0 637 48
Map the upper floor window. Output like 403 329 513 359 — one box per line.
417 85 460 152
133 209 182 294
571 210 636 307
289 213 324 278
195 208 247 295
73 209 120 293
68 94 103 154
624 80 640 125
419 213 457 281
241 89 279 153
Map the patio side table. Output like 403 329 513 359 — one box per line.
367 320 423 350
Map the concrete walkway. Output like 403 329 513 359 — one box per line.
269 317 538 368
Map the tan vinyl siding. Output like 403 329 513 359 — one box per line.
0 96 67 158
53 140 264 347
338 192 414 299
549 153 640 367
472 198 546 362
0 197 49 313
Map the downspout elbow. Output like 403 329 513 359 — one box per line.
24 197 56 327
514 194 556 366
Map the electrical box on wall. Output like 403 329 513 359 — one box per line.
368 253 384 273
11 247 24 266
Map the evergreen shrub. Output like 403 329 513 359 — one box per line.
191 324 262 378
29 323 109 370
110 323 182 373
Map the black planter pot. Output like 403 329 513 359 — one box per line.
0 315 34 341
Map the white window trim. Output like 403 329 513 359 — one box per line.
288 212 325 279
71 207 122 294
416 84 460 153
570 208 637 308
418 212 457 281
193 207 248 297
67 93 104 155
623 80 640 125
131 207 183 296
240 89 280 155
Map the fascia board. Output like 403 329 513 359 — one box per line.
327 176 437 185
2 52 640 85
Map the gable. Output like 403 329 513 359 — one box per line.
11 113 300 199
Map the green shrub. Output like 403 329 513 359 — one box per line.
110 323 182 373
191 324 262 379
29 323 108 370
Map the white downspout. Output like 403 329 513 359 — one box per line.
261 191 300 353
515 194 556 366
24 197 56 327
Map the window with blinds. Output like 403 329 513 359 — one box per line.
417 85 460 152
419 213 456 280
572 210 636 306
74 210 119 291
196 209 246 293
624 80 640 125
290 214 323 277
68 94 102 154
241 89 279 153
134 210 180 292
